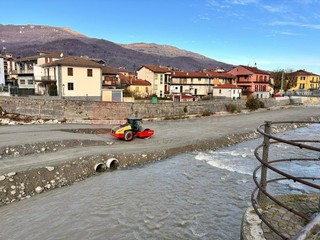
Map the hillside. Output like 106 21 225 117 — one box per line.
0 24 233 71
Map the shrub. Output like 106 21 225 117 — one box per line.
123 88 133 97
201 110 213 116
258 100 265 108
225 103 242 113
246 98 261 111
48 84 57 96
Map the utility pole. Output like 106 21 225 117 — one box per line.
280 71 284 93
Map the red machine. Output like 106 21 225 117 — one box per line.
110 118 154 141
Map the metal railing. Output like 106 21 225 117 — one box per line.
251 121 320 239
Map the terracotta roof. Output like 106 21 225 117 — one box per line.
130 79 151 86
238 65 270 75
172 71 210 78
289 69 319 76
43 56 103 68
102 66 119 75
200 70 235 78
172 70 235 79
140 65 172 73
171 94 194 99
213 84 242 89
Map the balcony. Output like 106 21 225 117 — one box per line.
18 69 34 74
35 76 56 83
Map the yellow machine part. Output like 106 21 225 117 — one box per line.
114 124 132 134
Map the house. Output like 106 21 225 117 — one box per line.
0 54 17 87
14 52 64 95
126 79 152 98
34 52 65 95
200 69 236 93
42 56 103 100
136 65 171 97
228 65 270 98
15 55 38 95
212 84 242 99
170 71 212 96
0 57 4 85
102 66 120 89
288 69 320 91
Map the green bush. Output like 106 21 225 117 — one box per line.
225 103 242 113
246 98 260 111
48 84 57 96
259 100 265 108
123 88 133 97
201 110 213 116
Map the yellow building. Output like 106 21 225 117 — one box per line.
126 79 152 98
43 56 102 100
289 69 320 91
136 65 171 97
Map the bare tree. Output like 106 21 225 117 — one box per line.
271 69 296 92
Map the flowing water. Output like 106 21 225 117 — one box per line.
0 125 319 240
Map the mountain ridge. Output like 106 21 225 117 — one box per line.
0 24 234 71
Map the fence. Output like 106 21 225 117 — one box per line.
251 121 320 239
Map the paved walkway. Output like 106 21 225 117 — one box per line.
261 195 319 240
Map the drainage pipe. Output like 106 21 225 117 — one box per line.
106 158 119 169
94 162 107 172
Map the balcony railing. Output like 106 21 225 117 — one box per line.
41 76 53 81
252 121 320 239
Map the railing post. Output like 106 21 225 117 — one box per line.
258 121 271 206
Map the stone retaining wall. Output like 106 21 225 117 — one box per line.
1 96 315 122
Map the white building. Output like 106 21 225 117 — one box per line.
0 58 4 85
212 84 242 99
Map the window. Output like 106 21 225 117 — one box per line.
68 82 74 90
300 76 306 80
20 79 25 84
219 89 221 94
87 69 93 77
160 90 163 97
28 80 34 85
68 68 73 76
299 83 305 89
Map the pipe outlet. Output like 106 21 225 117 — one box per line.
106 158 119 169
94 162 107 172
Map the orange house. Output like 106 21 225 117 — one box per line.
228 65 270 98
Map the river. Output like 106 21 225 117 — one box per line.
0 124 319 240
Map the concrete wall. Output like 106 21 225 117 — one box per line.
0 96 318 122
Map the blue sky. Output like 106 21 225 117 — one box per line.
1 0 320 73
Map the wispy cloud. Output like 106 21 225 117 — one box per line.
293 0 319 4
270 21 320 30
225 0 258 5
262 5 290 13
197 14 210 21
207 0 258 8
274 30 302 36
